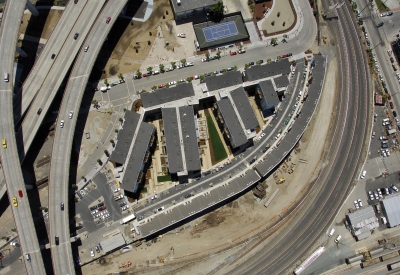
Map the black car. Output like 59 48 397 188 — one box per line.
73 33 79 40
51 54 56 59
361 26 365 32
60 202 64 211
393 64 397 71
393 111 397 117
97 202 104 208
249 62 254 66
382 81 386 88
184 194 192 199
37 108 42 115
384 87 388 93
287 53 293 57
55 236 59 245
376 22 384 28
390 57 395 63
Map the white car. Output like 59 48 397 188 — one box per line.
169 81 177 86
194 75 200 79
84 45 89 52
391 184 399 192
357 199 363 207
202 58 208 62
90 249 94 257
113 188 120 193
260 133 266 138
354 200 359 209
386 149 390 156
374 192 379 200
377 189 383 197
360 170 366 179
177 33 186 38
185 62 194 67
275 133 281 140
69 111 74 119
380 12 387 17
368 191 374 200
60 120 64 128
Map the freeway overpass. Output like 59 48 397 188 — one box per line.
48 1 129 274
0 1 46 274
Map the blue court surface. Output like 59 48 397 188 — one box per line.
203 22 239 42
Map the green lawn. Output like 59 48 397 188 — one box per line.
157 175 172 182
206 115 228 162
375 0 390 12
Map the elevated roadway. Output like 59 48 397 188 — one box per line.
17 0 106 157
14 0 88 118
219 1 371 274
48 1 128 274
0 0 46 274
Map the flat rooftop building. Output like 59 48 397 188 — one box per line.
273 75 290 90
141 83 195 108
179 106 201 172
204 71 243 91
162 108 184 174
244 59 291 82
99 232 126 254
229 87 258 130
257 80 279 115
381 193 400 227
121 121 155 193
110 111 141 165
216 98 248 149
346 205 379 240
169 0 215 19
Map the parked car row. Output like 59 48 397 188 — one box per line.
368 185 398 201
354 198 363 209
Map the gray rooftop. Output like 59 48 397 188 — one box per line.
162 108 184 174
346 206 376 226
204 71 243 91
122 122 155 192
217 98 248 148
110 111 141 165
245 59 291 82
141 83 195 108
273 75 290 89
259 80 279 105
170 0 217 14
230 87 258 130
179 106 201 172
381 194 400 227
100 232 126 254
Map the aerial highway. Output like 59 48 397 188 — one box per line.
0 0 46 274
17 0 105 157
48 1 128 274
216 1 371 274
14 0 90 118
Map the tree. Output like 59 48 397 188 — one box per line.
233 65 238 71
200 75 205 81
123 108 127 112
110 139 115 144
119 118 123 123
72 184 77 189
141 89 147 93
170 61 176 68
81 176 86 182
180 59 186 66
245 63 250 69
256 61 261 65
267 58 272 63
221 69 227 73
159 64 165 71
216 50 221 58
118 73 124 80
135 69 142 77
114 129 119 133
104 78 108 85
39 206 48 212
97 159 102 165
91 100 98 105
205 52 210 59
382 93 389 99
283 34 288 39
147 40 151 45
238 44 243 50
104 150 109 156
151 85 157 91
277 12 281 17
166 83 170 88
210 1 224 18
186 77 192 82
271 38 278 45
147 66 153 73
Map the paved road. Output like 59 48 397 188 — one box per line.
219 1 371 274
17 0 105 157
14 0 88 117
48 1 128 274
0 1 46 274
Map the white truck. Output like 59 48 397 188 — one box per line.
120 213 135 224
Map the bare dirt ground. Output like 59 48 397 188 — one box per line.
81 50 338 275
19 9 63 40
96 0 195 79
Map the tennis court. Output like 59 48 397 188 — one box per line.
203 22 239 42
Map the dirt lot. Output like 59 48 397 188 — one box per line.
93 0 193 80
19 9 63 40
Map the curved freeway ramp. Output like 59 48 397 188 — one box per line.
48 1 128 274
0 1 46 274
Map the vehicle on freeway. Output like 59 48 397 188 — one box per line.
61 202 64 211
25 254 30 262
230 51 237 56
73 33 79 40
4 72 9 82
12 197 18 207
37 108 42 115
158 84 165 88
51 54 56 59
376 22 384 27
2 139 6 149
334 235 342 243
55 236 59 245
157 207 165 212
177 33 186 38
69 111 74 119
390 102 394 109
357 199 363 207
360 170 366 179
84 45 89 52
354 200 359 209
106 16 111 24
368 191 374 200
90 249 94 257
18 190 23 198
60 120 64 128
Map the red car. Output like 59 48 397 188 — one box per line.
230 51 237 56
142 73 147 77
390 102 394 109
18 190 23 198
158 84 165 88
281 54 287 58
106 17 111 24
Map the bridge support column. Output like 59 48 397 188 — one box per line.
16 47 28 58
26 1 39 17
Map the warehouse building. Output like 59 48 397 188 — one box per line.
381 193 400 228
346 205 379 241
